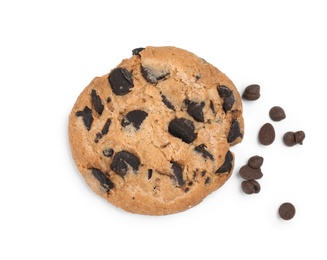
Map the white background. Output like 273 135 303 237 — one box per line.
1 0 326 259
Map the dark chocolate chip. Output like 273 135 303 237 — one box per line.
259 123 275 145
205 177 211 185
141 65 170 84
101 118 111 135
132 47 145 56
94 118 112 143
283 131 296 146
161 95 175 111
294 130 305 145
194 144 214 160
94 132 102 143
103 148 114 157
90 168 114 191
187 101 205 122
147 169 153 180
239 165 263 180
248 155 264 169
251 180 261 193
242 84 260 100
269 106 286 121
122 110 148 130
106 97 111 103
217 85 235 112
216 150 233 174
76 106 93 131
171 161 184 186
217 85 232 97
108 67 134 96
283 130 305 146
241 180 261 194
110 151 140 177
241 180 255 194
91 89 104 115
168 118 196 144
223 96 235 112
278 202 296 220
227 120 243 143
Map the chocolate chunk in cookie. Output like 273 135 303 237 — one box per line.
132 47 145 56
171 161 184 187
227 120 243 143
90 168 114 192
101 118 111 135
218 85 235 112
161 95 175 111
186 100 205 122
147 169 153 180
76 106 93 131
110 151 140 177
216 150 233 174
141 65 170 84
94 118 112 143
194 144 214 161
122 110 148 130
103 148 114 157
108 67 134 95
168 118 196 144
91 89 104 115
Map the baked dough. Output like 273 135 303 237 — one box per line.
68 46 244 215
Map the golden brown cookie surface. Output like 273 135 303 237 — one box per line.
68 46 244 215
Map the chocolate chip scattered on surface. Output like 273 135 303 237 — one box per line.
283 130 305 146
68 46 244 215
239 155 264 195
283 131 297 146
242 84 261 100
247 155 264 169
259 123 275 145
278 202 296 220
294 130 305 145
241 83 304 220
269 106 286 121
241 180 261 194
239 165 263 180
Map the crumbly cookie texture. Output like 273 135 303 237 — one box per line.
68 46 244 215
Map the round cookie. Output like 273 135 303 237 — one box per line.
68 46 244 215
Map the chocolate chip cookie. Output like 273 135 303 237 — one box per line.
68 46 244 215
